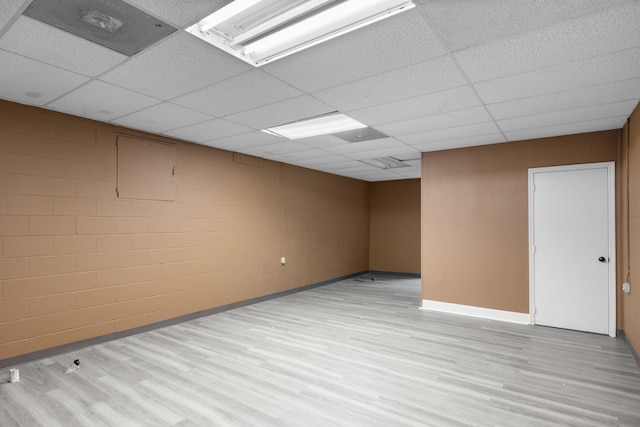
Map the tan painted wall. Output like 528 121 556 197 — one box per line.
624 105 640 355
421 131 619 314
0 100 369 360
369 179 420 274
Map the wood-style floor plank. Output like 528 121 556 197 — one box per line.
1 275 639 426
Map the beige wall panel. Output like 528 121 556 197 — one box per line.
0 100 369 361
422 131 619 314
369 179 420 274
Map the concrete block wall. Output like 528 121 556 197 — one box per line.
0 100 370 360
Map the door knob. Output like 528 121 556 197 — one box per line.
598 256 607 263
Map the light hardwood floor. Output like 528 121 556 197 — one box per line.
1 275 639 426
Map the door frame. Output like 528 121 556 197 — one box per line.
528 161 616 337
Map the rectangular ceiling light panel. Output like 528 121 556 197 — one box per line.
186 0 415 67
264 113 367 139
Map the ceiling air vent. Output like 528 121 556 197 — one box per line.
23 0 177 56
360 157 410 169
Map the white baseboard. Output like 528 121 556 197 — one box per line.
420 299 530 325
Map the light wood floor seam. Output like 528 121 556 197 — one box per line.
1 275 639 426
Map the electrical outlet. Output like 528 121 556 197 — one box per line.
622 282 630 294
280 256 286 265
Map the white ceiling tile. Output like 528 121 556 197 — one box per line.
224 95 334 129
173 69 302 117
412 133 507 152
164 119 252 143
497 100 638 133
123 0 231 27
454 3 640 82
398 122 502 146
0 16 126 77
343 146 421 161
313 56 467 112
0 49 88 106
420 0 638 51
100 32 252 100
266 148 334 163
388 167 422 179
487 78 640 120
47 81 160 122
324 138 405 155
285 155 352 168
263 10 447 92
474 47 640 104
0 0 27 30
201 131 283 152
315 160 363 171
376 106 493 137
236 141 313 158
112 102 212 133
505 116 628 141
348 85 483 126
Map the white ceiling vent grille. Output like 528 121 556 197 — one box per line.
186 0 415 67
23 0 177 56
360 157 410 169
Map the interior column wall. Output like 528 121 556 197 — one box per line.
369 179 420 275
623 105 640 355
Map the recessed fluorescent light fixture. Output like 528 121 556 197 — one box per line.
186 0 415 67
263 113 367 139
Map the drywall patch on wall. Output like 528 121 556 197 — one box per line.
116 135 176 201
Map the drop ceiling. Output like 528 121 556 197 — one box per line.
0 0 639 182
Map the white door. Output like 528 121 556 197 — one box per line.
529 162 615 336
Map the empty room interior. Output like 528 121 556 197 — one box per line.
1 0 640 425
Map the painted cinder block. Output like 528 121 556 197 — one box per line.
28 255 76 277
1 152 54 176
0 130 29 154
0 215 29 236
0 194 54 215
75 180 116 199
54 235 97 255
97 235 133 252
29 216 76 236
76 288 115 309
28 138 77 160
53 197 97 216
3 236 55 257
28 293 76 317
0 299 28 322
0 258 29 280
76 217 116 235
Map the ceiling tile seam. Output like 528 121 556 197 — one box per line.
217 95 332 128
165 68 295 108
0 1 32 39
407 6 509 145
483 77 640 112
491 98 640 125
347 87 483 127
437 2 638 54
499 113 631 138
118 0 192 30
41 77 164 116
463 44 640 86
